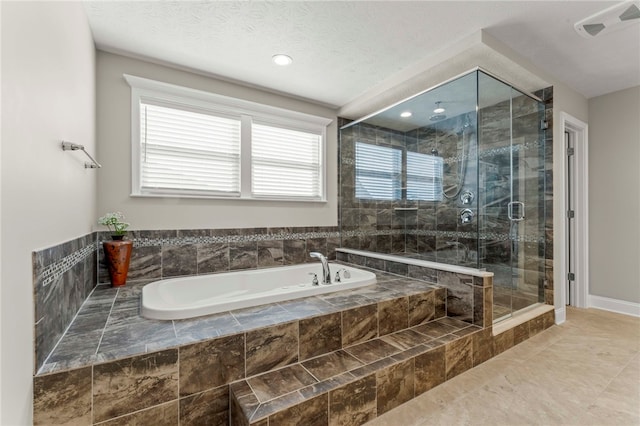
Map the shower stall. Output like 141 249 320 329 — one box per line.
339 69 549 322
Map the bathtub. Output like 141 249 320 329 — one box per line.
141 263 377 320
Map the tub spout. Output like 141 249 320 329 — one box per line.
309 252 331 284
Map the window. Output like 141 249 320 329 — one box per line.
126 75 331 201
406 151 443 201
355 142 443 202
355 142 402 200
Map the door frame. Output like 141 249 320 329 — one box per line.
559 112 589 310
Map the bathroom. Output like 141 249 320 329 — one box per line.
2 1 640 425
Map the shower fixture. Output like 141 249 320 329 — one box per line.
433 101 445 114
61 141 102 168
429 113 447 122
575 1 640 37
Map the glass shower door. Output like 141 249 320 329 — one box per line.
478 71 546 322
508 89 546 316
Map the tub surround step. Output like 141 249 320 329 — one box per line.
38 265 448 375
34 260 498 426
230 317 482 425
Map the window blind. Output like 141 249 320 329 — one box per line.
355 142 402 200
406 151 443 201
140 102 241 195
251 123 323 199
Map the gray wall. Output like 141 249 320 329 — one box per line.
1 2 97 424
588 86 640 304
96 51 339 230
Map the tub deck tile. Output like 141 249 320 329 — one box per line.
39 265 444 377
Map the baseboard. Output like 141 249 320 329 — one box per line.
555 306 566 324
588 294 640 317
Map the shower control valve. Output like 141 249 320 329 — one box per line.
460 191 474 205
460 209 474 224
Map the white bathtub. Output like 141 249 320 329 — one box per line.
141 263 377 320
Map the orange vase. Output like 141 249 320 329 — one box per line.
103 239 133 287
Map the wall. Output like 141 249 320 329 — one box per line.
96 51 339 231
588 86 640 304
0 2 96 423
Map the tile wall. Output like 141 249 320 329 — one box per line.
33 233 97 372
33 226 340 373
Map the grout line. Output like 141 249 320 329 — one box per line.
94 288 120 357
37 284 106 375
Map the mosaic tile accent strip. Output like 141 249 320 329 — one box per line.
39 243 96 288
117 230 341 248
342 228 545 243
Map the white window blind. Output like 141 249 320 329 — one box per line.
252 123 323 199
406 151 443 201
140 101 241 196
126 74 330 201
355 142 402 200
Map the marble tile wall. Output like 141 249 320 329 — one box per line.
229 310 556 426
33 275 443 425
336 250 492 328
97 226 341 285
338 84 555 320
33 233 97 373
33 226 340 374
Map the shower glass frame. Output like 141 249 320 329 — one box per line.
338 68 547 322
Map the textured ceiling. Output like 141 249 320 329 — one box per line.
83 1 640 108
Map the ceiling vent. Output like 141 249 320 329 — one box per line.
575 1 640 38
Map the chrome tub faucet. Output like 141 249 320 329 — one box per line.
309 252 331 284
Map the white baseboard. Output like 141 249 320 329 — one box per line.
555 306 566 324
588 294 640 317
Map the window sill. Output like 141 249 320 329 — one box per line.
129 193 328 203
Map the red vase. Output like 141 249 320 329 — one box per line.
103 239 133 287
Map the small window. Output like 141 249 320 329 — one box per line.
252 123 323 199
140 101 241 196
126 74 331 201
406 151 443 201
355 142 402 200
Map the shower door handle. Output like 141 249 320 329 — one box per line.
508 201 525 221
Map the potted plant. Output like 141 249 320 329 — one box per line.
98 212 132 287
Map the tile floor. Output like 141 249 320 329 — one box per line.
367 307 640 426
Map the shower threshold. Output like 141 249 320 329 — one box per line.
493 303 555 335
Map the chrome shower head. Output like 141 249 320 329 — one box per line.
429 114 447 122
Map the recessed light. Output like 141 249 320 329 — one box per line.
272 54 293 66
400 111 412 118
